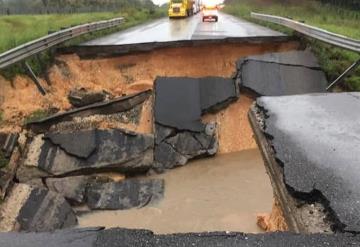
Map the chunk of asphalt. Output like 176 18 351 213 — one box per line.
27 90 151 133
153 123 218 171
46 176 92 205
23 129 154 178
68 88 108 108
236 50 328 96
44 130 96 159
199 77 239 113
154 77 238 132
237 50 322 68
0 183 77 232
154 124 176 145
85 179 164 210
257 92 360 232
1 227 360 246
154 141 188 171
155 77 203 132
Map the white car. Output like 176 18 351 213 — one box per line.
202 6 218 22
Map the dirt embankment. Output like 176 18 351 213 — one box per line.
0 41 299 139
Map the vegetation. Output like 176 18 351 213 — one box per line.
0 150 9 168
24 109 52 124
0 2 166 80
0 12 123 53
0 0 157 15
224 0 360 90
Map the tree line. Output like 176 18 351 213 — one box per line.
318 0 360 9
0 0 157 15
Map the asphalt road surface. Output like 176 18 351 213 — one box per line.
83 12 285 46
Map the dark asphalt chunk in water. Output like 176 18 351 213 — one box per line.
236 50 328 96
257 92 360 232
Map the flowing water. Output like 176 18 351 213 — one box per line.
78 148 273 233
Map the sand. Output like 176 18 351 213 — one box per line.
0 41 299 132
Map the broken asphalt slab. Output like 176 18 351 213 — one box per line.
0 184 77 232
1 228 360 247
44 130 96 158
26 90 151 133
153 123 218 171
236 50 328 96
20 128 154 179
154 77 238 132
256 92 360 232
86 179 164 210
46 176 164 210
152 76 236 171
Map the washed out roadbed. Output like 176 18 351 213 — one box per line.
0 38 357 246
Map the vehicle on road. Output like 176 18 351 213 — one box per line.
168 0 201 18
202 5 218 22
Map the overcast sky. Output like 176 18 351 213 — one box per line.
152 0 168 5
152 0 224 6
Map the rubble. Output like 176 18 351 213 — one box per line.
154 124 217 171
86 179 164 210
153 77 237 171
46 176 91 205
0 184 77 232
1 133 19 158
26 90 151 133
20 128 154 180
235 50 328 96
68 88 109 108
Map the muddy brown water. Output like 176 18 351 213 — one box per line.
78 148 273 233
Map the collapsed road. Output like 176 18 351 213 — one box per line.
0 11 358 246
250 92 360 233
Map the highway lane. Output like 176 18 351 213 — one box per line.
82 12 285 46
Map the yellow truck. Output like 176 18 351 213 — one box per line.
168 0 197 18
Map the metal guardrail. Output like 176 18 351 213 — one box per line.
251 12 360 53
0 17 124 69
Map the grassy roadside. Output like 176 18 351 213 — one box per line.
223 0 360 90
0 12 122 54
0 7 166 79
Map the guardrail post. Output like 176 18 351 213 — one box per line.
24 62 46 96
326 59 360 91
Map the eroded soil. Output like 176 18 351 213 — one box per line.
0 41 299 134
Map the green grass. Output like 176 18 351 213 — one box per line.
0 12 124 54
23 109 51 124
0 150 9 168
224 0 360 90
0 7 166 80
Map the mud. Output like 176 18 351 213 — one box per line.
203 93 257 154
257 198 288 232
78 148 273 234
0 41 299 132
